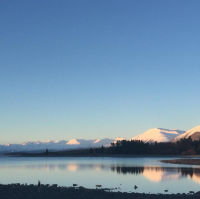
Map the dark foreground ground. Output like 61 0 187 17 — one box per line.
0 184 200 199
160 159 200 165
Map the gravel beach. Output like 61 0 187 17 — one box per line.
160 159 200 165
0 184 200 199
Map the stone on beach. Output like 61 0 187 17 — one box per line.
73 184 78 186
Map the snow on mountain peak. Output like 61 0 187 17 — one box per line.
66 139 80 145
94 139 101 143
172 125 200 142
92 138 115 147
45 140 54 143
113 137 126 143
131 128 185 143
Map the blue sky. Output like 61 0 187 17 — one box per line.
0 0 200 144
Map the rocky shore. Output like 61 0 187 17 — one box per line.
160 159 200 165
0 184 200 199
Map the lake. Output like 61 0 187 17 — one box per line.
0 156 200 194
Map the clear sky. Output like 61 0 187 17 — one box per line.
0 0 200 144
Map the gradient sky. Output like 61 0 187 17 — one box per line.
0 0 200 144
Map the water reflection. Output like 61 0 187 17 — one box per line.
111 166 144 174
0 163 111 172
67 164 77 171
1 162 200 184
111 166 200 182
192 173 200 184
143 169 180 182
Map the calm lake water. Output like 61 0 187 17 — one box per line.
0 156 200 194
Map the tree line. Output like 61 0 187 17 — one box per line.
89 137 200 155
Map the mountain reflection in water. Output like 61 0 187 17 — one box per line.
1 163 200 183
111 166 200 182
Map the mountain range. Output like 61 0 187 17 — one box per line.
0 138 122 154
1 125 200 153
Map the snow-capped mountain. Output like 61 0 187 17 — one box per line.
93 138 115 147
113 137 126 144
0 140 69 153
66 139 95 146
0 138 115 153
131 128 185 143
171 125 200 142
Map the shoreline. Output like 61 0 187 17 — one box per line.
4 153 200 158
0 184 199 199
160 159 200 165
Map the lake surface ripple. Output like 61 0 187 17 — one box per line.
0 156 200 194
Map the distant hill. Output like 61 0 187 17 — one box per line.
131 128 185 143
0 138 115 153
